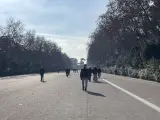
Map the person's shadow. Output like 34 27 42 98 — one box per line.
96 81 108 84
41 81 47 83
87 91 106 97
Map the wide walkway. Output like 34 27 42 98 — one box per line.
0 73 160 120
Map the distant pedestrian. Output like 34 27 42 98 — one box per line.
57 68 60 73
88 68 92 82
92 67 98 82
80 64 89 91
65 68 69 77
40 66 45 82
98 68 102 78
68 69 71 75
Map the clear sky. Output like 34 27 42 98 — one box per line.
0 0 107 60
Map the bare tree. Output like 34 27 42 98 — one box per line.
0 18 71 76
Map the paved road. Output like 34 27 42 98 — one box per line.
0 73 160 120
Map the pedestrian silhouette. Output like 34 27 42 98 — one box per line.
88 68 92 82
87 91 105 97
92 67 98 82
80 64 89 91
40 66 45 82
65 68 69 77
57 68 60 73
98 68 102 78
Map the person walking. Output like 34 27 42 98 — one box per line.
80 64 89 91
98 68 102 78
88 68 92 82
92 67 98 82
40 66 45 82
68 69 71 75
57 68 60 73
65 68 69 77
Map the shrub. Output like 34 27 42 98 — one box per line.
103 66 159 81
154 68 160 82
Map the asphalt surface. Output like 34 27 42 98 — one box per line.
0 72 160 120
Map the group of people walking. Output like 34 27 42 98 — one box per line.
80 64 102 91
39 65 102 92
89 67 101 82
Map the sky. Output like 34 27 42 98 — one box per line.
0 0 107 61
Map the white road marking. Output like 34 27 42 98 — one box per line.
103 79 160 113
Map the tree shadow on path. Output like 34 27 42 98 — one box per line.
87 91 106 97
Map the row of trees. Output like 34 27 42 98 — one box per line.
0 18 71 76
87 0 160 81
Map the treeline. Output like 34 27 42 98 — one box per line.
87 0 160 81
0 18 71 76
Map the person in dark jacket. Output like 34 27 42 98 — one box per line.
68 69 71 75
80 64 89 91
92 67 98 82
57 68 60 73
65 69 69 77
98 68 102 78
88 68 92 82
40 66 45 82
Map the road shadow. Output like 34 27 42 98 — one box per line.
41 81 47 83
0 75 29 80
96 81 108 84
89 81 107 84
66 75 72 78
0 74 37 80
66 76 71 78
87 91 106 97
